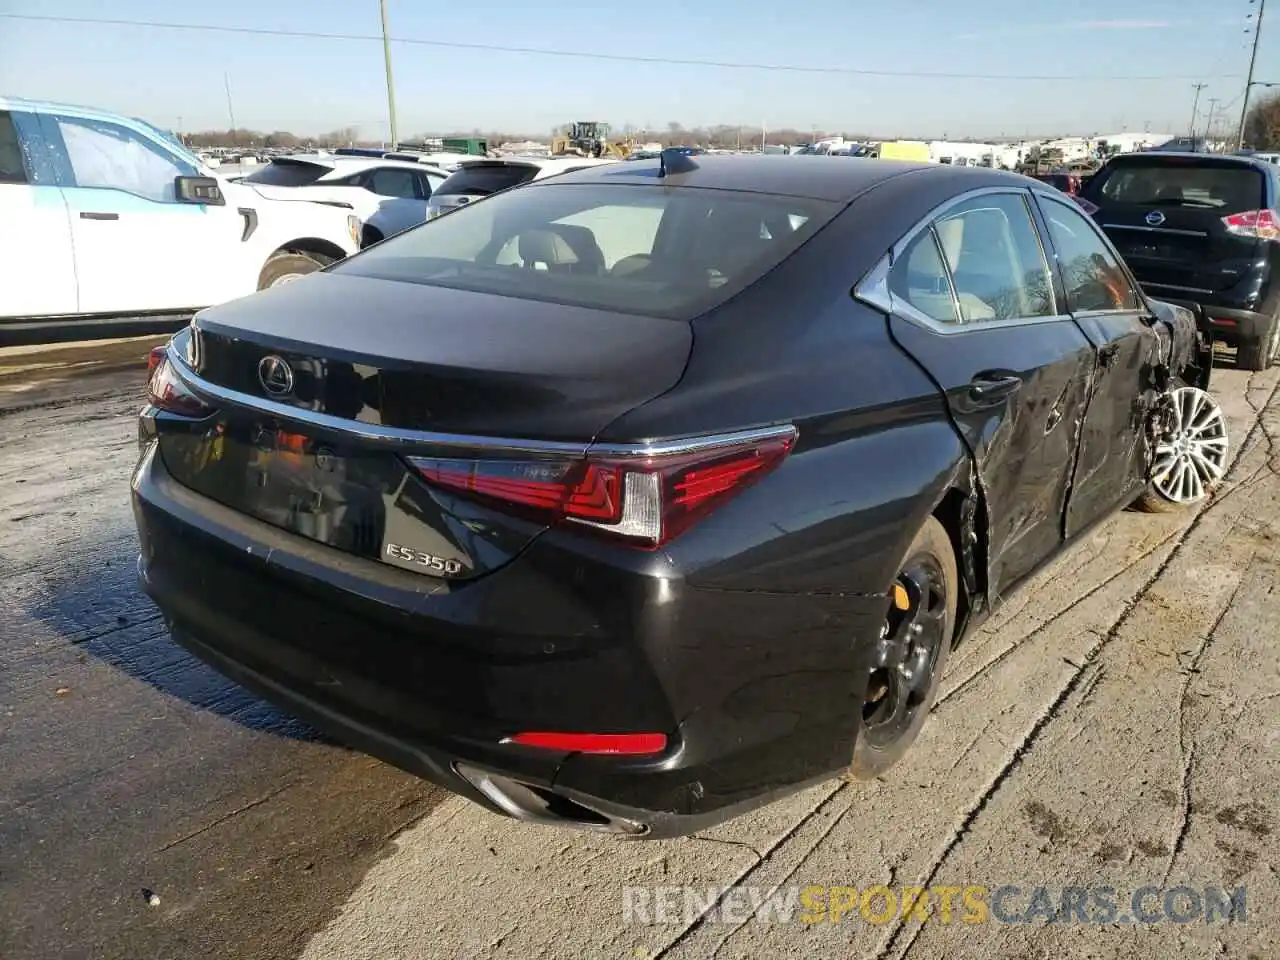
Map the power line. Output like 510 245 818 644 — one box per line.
0 12 1249 83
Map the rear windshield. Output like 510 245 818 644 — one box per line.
240 160 332 187
1092 159 1266 212
433 164 540 198
334 182 838 319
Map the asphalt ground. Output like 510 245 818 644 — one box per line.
1 340 1276 960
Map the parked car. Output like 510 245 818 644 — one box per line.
0 97 362 342
135 154 1222 838
422 156 619 222
1076 151 1280 369
1030 171 1080 195
235 155 448 247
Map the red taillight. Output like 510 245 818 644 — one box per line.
407 428 796 547
1073 196 1100 215
1221 209 1280 240
147 355 214 417
506 731 668 755
146 344 167 374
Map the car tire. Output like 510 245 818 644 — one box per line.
848 516 957 780
1236 314 1280 371
257 252 326 291
1132 382 1229 513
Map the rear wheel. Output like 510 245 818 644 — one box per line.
1132 383 1229 513
849 516 957 779
257 252 326 290
1237 314 1280 371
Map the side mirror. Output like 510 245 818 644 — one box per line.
175 175 225 206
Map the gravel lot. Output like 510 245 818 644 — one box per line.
1 341 1276 960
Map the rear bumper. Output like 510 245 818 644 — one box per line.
1147 295 1271 346
131 442 881 838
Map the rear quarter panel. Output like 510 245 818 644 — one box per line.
599 287 971 600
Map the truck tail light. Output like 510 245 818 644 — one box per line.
1221 209 1280 240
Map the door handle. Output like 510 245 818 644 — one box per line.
1099 343 1120 367
79 211 119 221
968 373 1023 406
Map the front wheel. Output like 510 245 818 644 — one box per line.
1132 384 1229 513
849 516 957 780
257 252 326 290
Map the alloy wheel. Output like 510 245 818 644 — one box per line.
863 556 948 749
1151 386 1228 504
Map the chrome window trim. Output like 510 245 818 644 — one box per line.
1101 223 1208 238
163 337 796 458
855 186 1066 335
1143 281 1214 295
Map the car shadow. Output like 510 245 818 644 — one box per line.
23 529 332 745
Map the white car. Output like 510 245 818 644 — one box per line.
234 155 449 247
0 97 365 341
420 157 621 224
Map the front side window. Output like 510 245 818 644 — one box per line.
335 183 838 319
53 115 195 201
931 193 1055 323
1039 196 1141 313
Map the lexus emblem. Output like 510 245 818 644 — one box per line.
257 355 294 396
1145 210 1166 227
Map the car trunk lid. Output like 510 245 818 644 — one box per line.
155 273 692 581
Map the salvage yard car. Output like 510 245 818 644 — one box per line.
0 97 361 342
1076 151 1280 370
234 154 449 248
133 153 1226 838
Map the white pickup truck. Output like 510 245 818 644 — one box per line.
0 97 362 342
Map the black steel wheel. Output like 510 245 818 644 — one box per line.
849 516 957 779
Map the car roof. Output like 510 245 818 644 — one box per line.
545 154 1031 202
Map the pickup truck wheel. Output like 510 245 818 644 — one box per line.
257 253 325 290
1133 383 1229 513
849 516 956 780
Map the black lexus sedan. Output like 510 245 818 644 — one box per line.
134 153 1225 838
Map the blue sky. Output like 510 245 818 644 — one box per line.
0 0 1272 138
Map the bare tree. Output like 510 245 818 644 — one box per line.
1245 91 1280 150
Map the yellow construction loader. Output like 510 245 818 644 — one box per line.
550 121 633 159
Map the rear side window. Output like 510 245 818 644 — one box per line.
433 164 539 198
367 167 420 199
931 193 1055 323
335 182 838 319
241 161 332 187
0 111 27 184
1094 160 1265 213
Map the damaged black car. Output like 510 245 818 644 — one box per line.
132 153 1227 839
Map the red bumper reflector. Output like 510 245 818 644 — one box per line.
1209 317 1238 326
506 731 668 755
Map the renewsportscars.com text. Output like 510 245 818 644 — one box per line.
621 884 1248 926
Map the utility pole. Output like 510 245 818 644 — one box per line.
1189 83 1207 137
223 72 237 137
1238 0 1267 149
1205 97 1221 145
379 0 399 149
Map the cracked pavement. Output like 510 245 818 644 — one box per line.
1 343 1277 960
